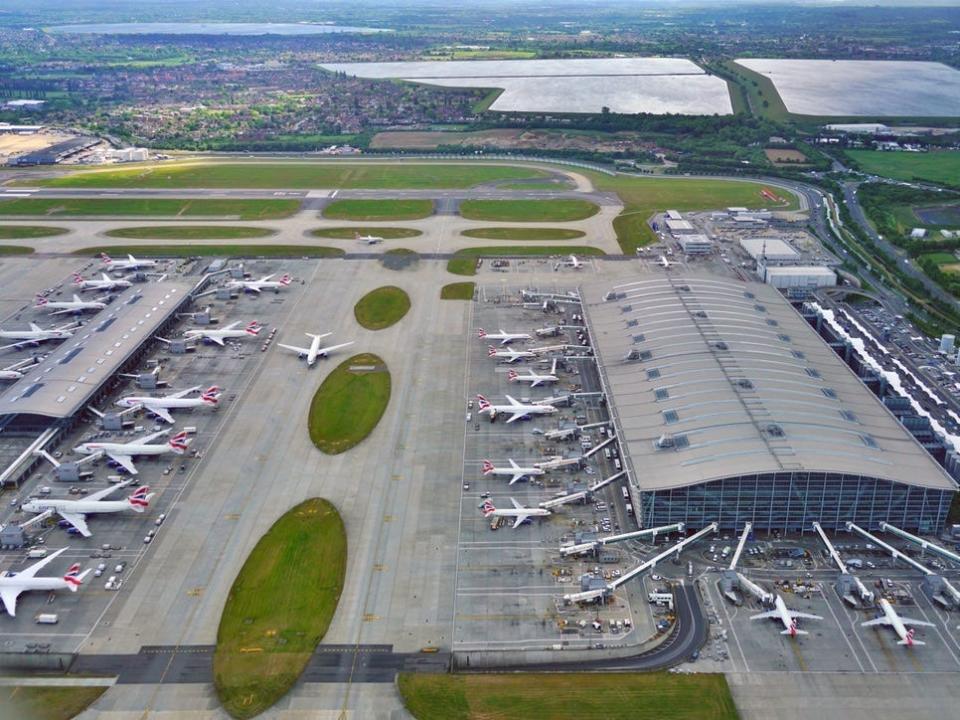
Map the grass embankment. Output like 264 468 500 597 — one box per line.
354 286 411 330
460 199 598 222
309 353 391 454
323 199 433 221
441 282 476 300
74 245 343 258
0 245 34 255
214 498 346 719
845 149 960 187
1 686 108 720
27 162 548 189
722 60 791 121
461 227 585 241
397 672 739 720
0 225 68 239
105 225 275 240
0 198 299 219
310 226 422 239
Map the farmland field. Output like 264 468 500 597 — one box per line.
845 150 960 187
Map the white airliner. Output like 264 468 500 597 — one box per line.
22 484 155 538
116 385 220 424
0 321 78 351
277 333 354 367
478 328 532 346
481 498 551 529
507 361 558 388
861 598 935 647
0 548 90 617
73 272 132 292
658 255 678 269
227 273 292 294
751 594 822 637
74 429 191 475
101 252 157 272
556 254 583 270
476 394 558 424
481 459 545 485
488 346 536 363
35 294 107 316
0 358 40 381
178 321 262 346
355 232 383 245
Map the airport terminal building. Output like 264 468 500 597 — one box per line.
583 275 957 533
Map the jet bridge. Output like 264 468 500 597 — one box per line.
879 522 960 568
539 471 625 511
560 522 684 557
812 522 874 605
717 523 774 606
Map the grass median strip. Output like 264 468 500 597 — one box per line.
0 225 68 239
459 199 599 222
461 227 586 241
0 245 34 255
105 225 275 240
441 282 476 300
310 226 422 239
309 353 391 454
354 286 411 330
323 199 433 221
1 686 109 720
74 244 343 258
0 198 300 219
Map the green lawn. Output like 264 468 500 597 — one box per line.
354 286 411 330
74 244 343 258
441 282 476 300
460 199 599 222
0 198 300 220
310 226 423 239
0 225 68 239
397 672 739 720
214 498 346 719
1 686 108 720
0 245 34 255
446 246 605 276
461 227 586 241
27 162 547 189
309 353 391 454
323 199 433 221
845 150 960 187
921 252 959 266
104 225 275 240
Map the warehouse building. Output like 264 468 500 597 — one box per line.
739 237 798 263
664 218 696 235
585 275 956 532
678 234 713 256
763 265 837 291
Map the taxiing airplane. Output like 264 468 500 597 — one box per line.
226 273 292 294
355 232 383 245
73 272 132 293
481 498 551 529
751 594 822 637
277 332 354 367
861 598 934 646
74 429 191 475
101 252 157 272
0 358 40 381
116 385 220 424
488 346 537 363
481 459 545 485
0 548 90 617
35 294 107 316
478 328 532 346
22 484 155 538
0 321 78 351
507 361 558 388
476 394 558 424
178 321 262 346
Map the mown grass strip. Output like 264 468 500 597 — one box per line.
309 353 391 454
459 199 598 222
105 225 275 240
441 282 476 300
323 199 433 221
0 225 68 239
461 227 586 241
0 198 300 219
310 226 423 239
354 286 411 330
1 686 109 720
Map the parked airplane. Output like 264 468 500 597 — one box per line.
0 358 40 381
178 321 262 346
658 255 679 269
22 484 155 538
277 332 354 367
507 360 558 388
481 498 551 529
481 459 545 485
476 394 558 424
0 548 90 617
116 385 220 424
555 254 583 270
355 232 383 245
861 598 935 646
101 252 157 272
488 346 537 363
74 429 191 475
750 594 822 637
35 294 107 316
478 328 532 345
73 272 132 292
0 321 78 351
226 273 292 294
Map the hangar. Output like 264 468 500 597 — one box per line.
583 275 956 532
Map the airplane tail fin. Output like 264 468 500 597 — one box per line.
73 273 84 284
481 500 496 517
900 629 923 646
507 370 518 381
476 394 491 411
168 431 191 454
481 460 495 475
100 252 112 263
201 385 221 404
781 627 807 636
34 295 48 307
245 321 262 336
127 486 153 512
63 563 86 590
279 274 291 286
477 328 487 338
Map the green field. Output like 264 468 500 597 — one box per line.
0 245 34 255
310 226 423 239
323 199 433 221
446 246 605 276
441 282 476 300
460 199 599 222
461 227 586 241
214 498 346 719
104 225 275 240
1 686 108 720
397 672 739 720
921 252 959 266
28 162 547 189
0 225 68 239
845 150 960 187
0 198 300 220
354 286 411 330
309 353 391 454
74 244 343 258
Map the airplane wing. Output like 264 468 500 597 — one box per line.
0 588 20 617
167 386 200 400
145 405 174 424
509 459 520 470
106 452 138 475
505 411 525 424
29 323 42 332
85 483 128 503
504 395 522 406
788 611 823 621
137 429 170 445
508 473 524 486
510 498 524 510
246 285 262 294
221 321 240 331
260 274 275 282
750 610 781 621
49 308 75 316
899 617 936 628
12 547 69 580
530 377 543 387
318 341 354 357
58 511 92 537
278 343 312 356
512 516 526 530
208 335 226 346
861 617 890 628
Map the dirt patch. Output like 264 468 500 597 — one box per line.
0 132 73 159
764 148 808 165
370 128 661 156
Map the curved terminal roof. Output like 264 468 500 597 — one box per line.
582 275 956 493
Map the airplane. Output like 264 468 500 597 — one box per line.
750 594 822 637
35 294 107 316
277 333 354 367
488 346 537 363
178 321 262 346
226 273 292 294
0 321 78 351
73 272 132 293
101 252 157 272
476 394 558 424
0 548 90 617
555 254 583 270
0 358 41 381
355 231 383 245
481 459 545 485
658 255 679 269
74 429 191 475
478 328 532 346
22 484 155 538
116 385 221 424
861 597 935 647
480 498 551 529
507 360 558 388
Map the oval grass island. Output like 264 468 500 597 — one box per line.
309 353 391 455
354 285 411 330
214 498 347 719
